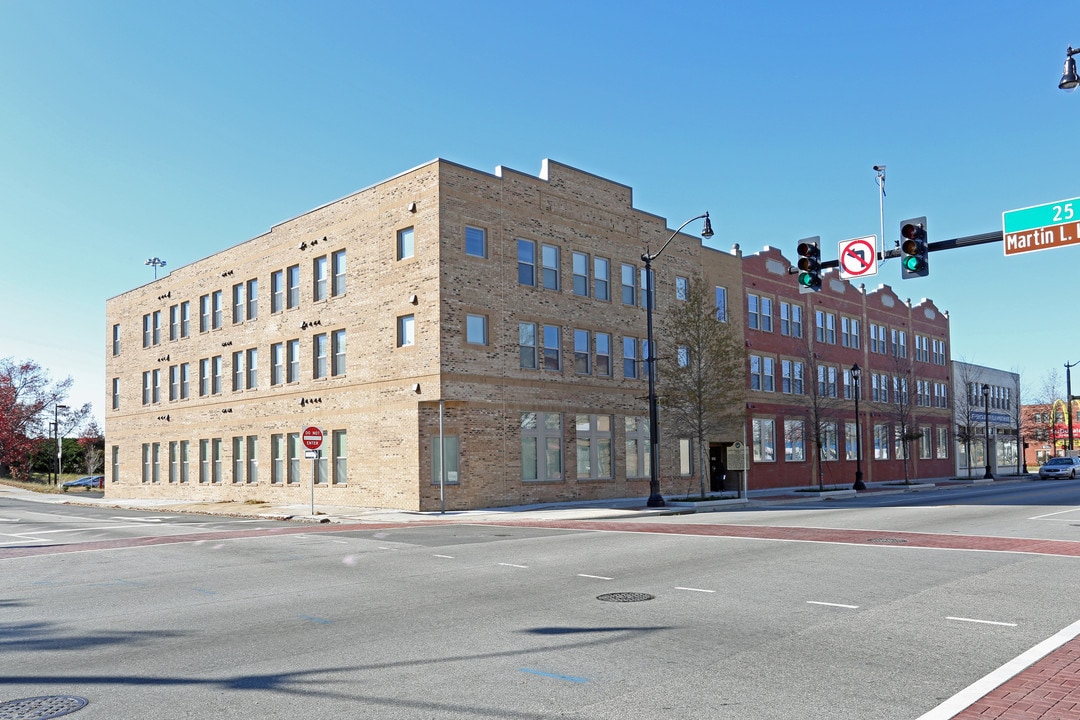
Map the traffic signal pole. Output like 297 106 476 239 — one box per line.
800 230 1005 272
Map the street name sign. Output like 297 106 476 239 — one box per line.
838 235 879 279
1002 197 1080 256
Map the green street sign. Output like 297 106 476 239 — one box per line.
1003 197 1080 256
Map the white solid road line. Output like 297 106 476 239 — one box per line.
807 601 859 609
498 562 528 568
946 616 1018 627
675 586 716 593
915 616 1080 720
577 574 613 580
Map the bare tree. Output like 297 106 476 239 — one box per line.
785 333 847 490
1032 369 1064 459
877 351 921 484
658 278 746 498
953 361 985 478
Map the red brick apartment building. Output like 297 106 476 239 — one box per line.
741 248 953 489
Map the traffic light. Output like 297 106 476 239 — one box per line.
796 237 821 292
900 217 929 279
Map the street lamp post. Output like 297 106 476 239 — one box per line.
643 212 714 507
54 403 69 485
1066 360 1079 452
851 364 865 491
982 384 993 479
145 257 167 279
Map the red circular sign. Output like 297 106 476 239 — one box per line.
302 426 324 450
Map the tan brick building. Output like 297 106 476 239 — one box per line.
105 158 745 510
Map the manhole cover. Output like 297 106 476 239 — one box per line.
0 696 88 720
597 592 655 602
867 538 908 544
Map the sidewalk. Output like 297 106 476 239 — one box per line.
6 474 1034 525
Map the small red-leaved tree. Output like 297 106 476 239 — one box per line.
0 358 89 480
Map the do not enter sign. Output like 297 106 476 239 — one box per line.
302 426 324 450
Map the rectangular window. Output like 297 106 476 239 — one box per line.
919 425 932 459
152 311 161 345
247 278 258 320
760 297 773 332
180 301 190 338
595 332 611 377
112 323 121 355
313 255 327 301
675 276 689 301
331 250 346 297
169 365 179 401
677 345 690 368
313 333 327 378
541 244 559 290
780 302 803 338
331 329 346 376
936 427 949 459
141 443 150 483
517 239 536 286
574 329 590 374
465 226 486 258
594 257 610 301
572 252 589 296
543 325 561 371
623 336 638 379
521 412 563 482
750 355 762 391
715 287 728 322
763 357 775 392
271 434 284 484
179 440 189 483
816 311 836 344
845 422 859 461
432 435 460 485
232 283 244 323
112 377 120 410
169 304 179 341
287 432 300 484
752 418 776 462
142 371 150 405
870 324 887 354
332 430 346 485
199 439 209 483
212 355 222 395
621 264 636 305
397 227 415 260
287 339 299 383
784 420 805 462
212 438 222 483
211 290 222 329
519 322 537 369
271 270 284 313
894 427 909 461
679 438 693 476
286 265 300 309
397 315 415 348
466 314 487 345
821 422 838 461
232 351 244 391
246 347 257 389
842 317 861 348
142 314 151 348
152 369 161 404
271 343 284 386
575 414 612 480
152 442 161 484
111 445 119 483
247 435 258 484
874 424 890 460
624 416 650 478
199 294 210 333
232 436 245 484
748 294 760 330
199 359 209 397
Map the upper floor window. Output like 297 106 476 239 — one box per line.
199 294 210 333
232 283 245 324
397 315 415 348
621 264 636 306
271 270 284 313
397 227 415 260
313 256 328 302
331 250 346 297
180 301 190 338
211 290 223 330
842 317 861 349
331 329 346 376
541 244 559 290
572 252 589 297
466 314 488 346
465 226 486 258
246 278 258 320
286 265 300 309
675 276 689 301
715 287 728 322
594 257 610 301
517 240 536 286
112 323 121 355
780 302 803 338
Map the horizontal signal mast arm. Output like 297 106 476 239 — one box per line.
789 230 1003 271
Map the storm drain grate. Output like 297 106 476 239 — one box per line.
0 696 88 720
597 592 655 603
867 538 908 544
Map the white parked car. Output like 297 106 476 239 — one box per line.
1038 457 1080 479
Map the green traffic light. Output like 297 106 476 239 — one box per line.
903 256 920 271
798 272 816 287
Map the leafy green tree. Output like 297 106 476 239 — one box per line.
658 277 746 498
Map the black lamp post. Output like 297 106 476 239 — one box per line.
851 364 865 491
54 403 69 485
1060 46 1080 91
1066 360 1078 452
643 212 714 507
982 384 993 479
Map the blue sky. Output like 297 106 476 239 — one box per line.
1 0 1077 422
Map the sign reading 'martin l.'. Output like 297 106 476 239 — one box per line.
1003 197 1080 256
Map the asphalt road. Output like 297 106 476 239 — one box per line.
2 482 1079 719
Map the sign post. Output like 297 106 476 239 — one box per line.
302 426 323 516
837 235 879 280
1003 197 1080 256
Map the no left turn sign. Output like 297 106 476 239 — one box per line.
838 236 879 280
